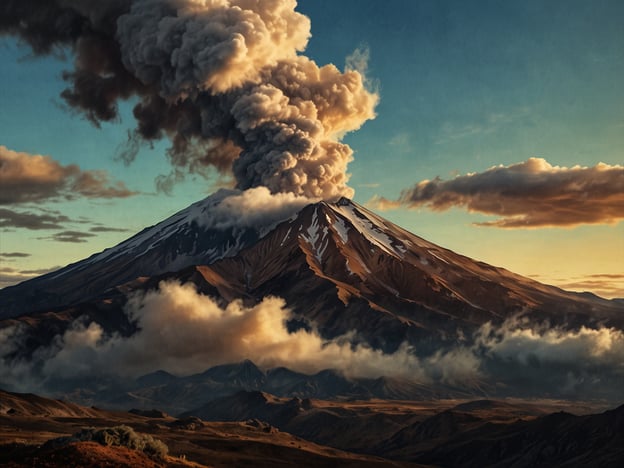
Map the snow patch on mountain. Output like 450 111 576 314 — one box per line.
334 204 405 259
301 208 330 264
332 216 350 243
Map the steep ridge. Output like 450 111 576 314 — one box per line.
0 190 277 318
0 389 104 418
179 389 624 465
2 196 620 332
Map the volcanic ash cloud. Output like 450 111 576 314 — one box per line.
1 0 379 200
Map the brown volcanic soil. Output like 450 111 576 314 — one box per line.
2 441 166 468
0 390 420 468
2 389 621 467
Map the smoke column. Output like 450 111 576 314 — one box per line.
1 0 378 200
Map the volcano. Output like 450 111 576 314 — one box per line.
1 195 624 405
1 195 621 338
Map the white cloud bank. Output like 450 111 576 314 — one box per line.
1 283 623 401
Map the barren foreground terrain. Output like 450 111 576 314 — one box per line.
2 389 622 467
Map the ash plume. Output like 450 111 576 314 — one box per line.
1 0 378 200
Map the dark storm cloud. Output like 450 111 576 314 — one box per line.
372 158 624 228
0 146 137 204
1 0 378 200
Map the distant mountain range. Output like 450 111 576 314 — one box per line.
56 360 469 415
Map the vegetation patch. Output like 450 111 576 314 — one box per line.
45 425 168 460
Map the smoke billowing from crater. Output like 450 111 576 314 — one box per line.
1 0 378 200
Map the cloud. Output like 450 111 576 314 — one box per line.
39 281 430 380
0 208 71 230
0 281 477 390
0 252 31 258
345 45 377 92
1 1 378 200
39 230 98 243
555 274 624 300
388 132 411 153
52 231 97 243
194 187 316 231
0 146 137 204
89 226 131 233
475 317 624 398
371 158 624 227
477 318 624 368
434 109 530 145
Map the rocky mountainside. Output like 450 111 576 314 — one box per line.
391 404 624 467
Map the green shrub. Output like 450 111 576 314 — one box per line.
70 425 168 460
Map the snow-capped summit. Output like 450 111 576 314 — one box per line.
0 189 307 317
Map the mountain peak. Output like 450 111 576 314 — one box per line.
2 190 622 336
336 196 353 207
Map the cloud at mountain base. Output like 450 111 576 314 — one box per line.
37 281 436 380
1 283 623 401
371 158 624 228
0 281 475 389
478 317 624 368
476 317 624 398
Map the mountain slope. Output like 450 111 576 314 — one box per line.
390 405 624 467
2 196 622 357
162 198 623 351
2 196 620 329
0 190 280 318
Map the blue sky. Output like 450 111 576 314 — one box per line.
1 0 623 297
